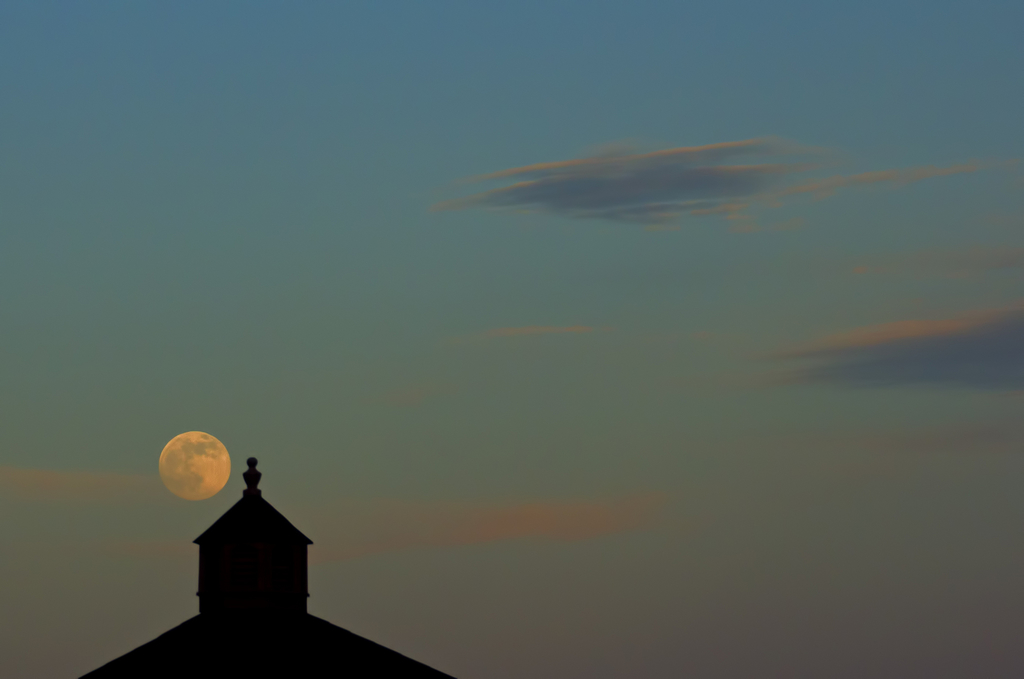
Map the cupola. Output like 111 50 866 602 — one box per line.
192 458 312 613
83 456 454 678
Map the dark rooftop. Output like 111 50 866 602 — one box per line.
193 493 313 545
193 457 312 546
81 613 455 678
82 456 454 678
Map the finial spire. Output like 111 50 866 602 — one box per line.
243 457 262 497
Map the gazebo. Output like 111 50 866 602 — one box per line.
82 458 454 678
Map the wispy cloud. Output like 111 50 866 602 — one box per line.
771 305 1024 389
854 422 1024 458
777 163 982 200
434 137 995 227
308 493 667 562
852 246 1024 278
0 466 162 503
434 137 816 225
100 493 668 563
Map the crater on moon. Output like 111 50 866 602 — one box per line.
159 431 231 501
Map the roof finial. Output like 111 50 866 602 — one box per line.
243 457 262 497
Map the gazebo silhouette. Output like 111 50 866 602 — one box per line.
82 458 454 678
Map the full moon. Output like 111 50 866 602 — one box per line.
159 431 231 500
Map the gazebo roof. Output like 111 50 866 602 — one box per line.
193 457 312 546
193 493 312 546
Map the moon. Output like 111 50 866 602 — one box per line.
159 431 231 500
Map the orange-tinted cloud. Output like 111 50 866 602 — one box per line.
309 493 668 562
468 138 799 182
855 422 1024 458
778 163 981 200
851 246 1024 278
0 466 161 503
689 202 749 216
779 314 1001 356
771 304 1024 389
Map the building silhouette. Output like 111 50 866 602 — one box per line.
82 458 455 678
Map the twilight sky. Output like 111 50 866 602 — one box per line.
2 2 1024 678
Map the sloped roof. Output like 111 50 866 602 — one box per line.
193 494 312 546
80 613 455 678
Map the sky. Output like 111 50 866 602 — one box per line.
1 1 1024 677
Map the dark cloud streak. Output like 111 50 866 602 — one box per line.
776 307 1024 389
434 137 994 227
434 137 820 225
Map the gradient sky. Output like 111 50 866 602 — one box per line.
2 2 1024 677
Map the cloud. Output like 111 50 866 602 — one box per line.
852 246 1024 278
95 494 668 563
434 137 995 226
777 163 981 200
308 493 667 562
468 137 805 182
0 466 162 503
434 137 819 225
858 422 1024 457
772 305 1024 389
